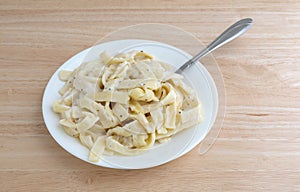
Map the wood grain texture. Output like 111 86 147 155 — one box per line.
1 0 300 191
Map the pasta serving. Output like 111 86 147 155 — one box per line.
53 50 202 162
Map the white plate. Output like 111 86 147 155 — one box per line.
42 39 218 169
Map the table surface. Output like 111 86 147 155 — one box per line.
1 0 300 191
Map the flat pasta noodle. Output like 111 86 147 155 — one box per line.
134 113 154 133
79 132 94 149
112 103 130 122
93 91 129 104
52 50 202 162
89 136 106 162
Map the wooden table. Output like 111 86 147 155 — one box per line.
1 0 300 191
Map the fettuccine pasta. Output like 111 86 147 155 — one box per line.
53 50 203 162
